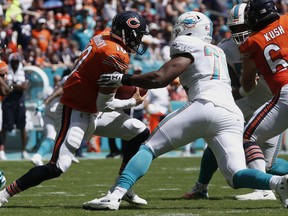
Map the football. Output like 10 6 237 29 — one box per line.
115 86 148 99
0 171 6 189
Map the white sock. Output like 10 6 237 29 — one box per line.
0 189 11 200
269 175 282 190
112 186 127 199
248 159 266 172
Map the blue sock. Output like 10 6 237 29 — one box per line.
268 158 288 175
117 145 155 190
37 138 54 156
233 169 272 190
198 147 218 184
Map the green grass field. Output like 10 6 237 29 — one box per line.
0 154 288 216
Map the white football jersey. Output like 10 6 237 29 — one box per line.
170 35 241 115
218 38 273 120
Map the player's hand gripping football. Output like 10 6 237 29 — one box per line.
132 87 147 106
98 72 123 87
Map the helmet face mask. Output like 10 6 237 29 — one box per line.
172 11 213 44
227 3 251 44
111 11 149 55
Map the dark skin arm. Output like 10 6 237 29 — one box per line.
128 53 193 89
12 80 29 91
241 57 258 92
0 78 10 96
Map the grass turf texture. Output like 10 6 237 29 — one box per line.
0 155 288 216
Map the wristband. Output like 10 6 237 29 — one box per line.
121 74 133 86
239 86 250 97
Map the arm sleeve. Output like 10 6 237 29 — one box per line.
96 92 136 112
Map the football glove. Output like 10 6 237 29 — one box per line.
97 72 123 87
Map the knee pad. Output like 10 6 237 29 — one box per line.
243 141 265 165
56 144 74 172
66 126 85 150
57 155 73 172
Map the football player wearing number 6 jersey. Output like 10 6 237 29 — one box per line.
89 11 288 210
238 0 288 205
0 11 151 207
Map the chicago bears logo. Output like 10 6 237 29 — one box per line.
126 17 140 28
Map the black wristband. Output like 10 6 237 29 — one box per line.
121 74 133 86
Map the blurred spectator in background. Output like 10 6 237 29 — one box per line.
144 87 171 132
106 138 122 158
12 12 34 51
72 19 94 51
31 18 51 52
3 0 23 25
275 0 288 14
102 0 117 22
168 77 187 102
1 52 29 159
0 60 10 160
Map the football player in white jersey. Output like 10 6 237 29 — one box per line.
83 11 288 210
182 3 288 201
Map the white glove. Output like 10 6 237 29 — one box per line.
97 72 123 87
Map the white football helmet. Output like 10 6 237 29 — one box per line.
172 11 213 43
227 3 251 44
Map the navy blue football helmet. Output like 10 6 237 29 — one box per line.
245 0 280 31
111 11 149 55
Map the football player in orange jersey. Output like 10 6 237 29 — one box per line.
0 11 151 207
238 0 288 206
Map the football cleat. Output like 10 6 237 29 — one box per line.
0 190 8 207
275 174 288 208
181 181 209 199
122 188 147 205
31 153 44 166
235 190 276 200
83 193 121 210
0 151 7 160
21 151 30 160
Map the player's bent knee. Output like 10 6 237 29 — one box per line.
46 163 63 178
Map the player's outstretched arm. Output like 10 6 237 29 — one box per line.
98 54 192 89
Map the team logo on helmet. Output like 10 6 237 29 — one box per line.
182 15 201 28
126 17 140 28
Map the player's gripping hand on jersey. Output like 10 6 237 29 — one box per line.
98 72 135 87
98 72 124 87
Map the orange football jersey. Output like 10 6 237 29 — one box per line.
239 14 288 95
60 32 130 113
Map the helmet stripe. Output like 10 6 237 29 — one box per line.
234 4 240 19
